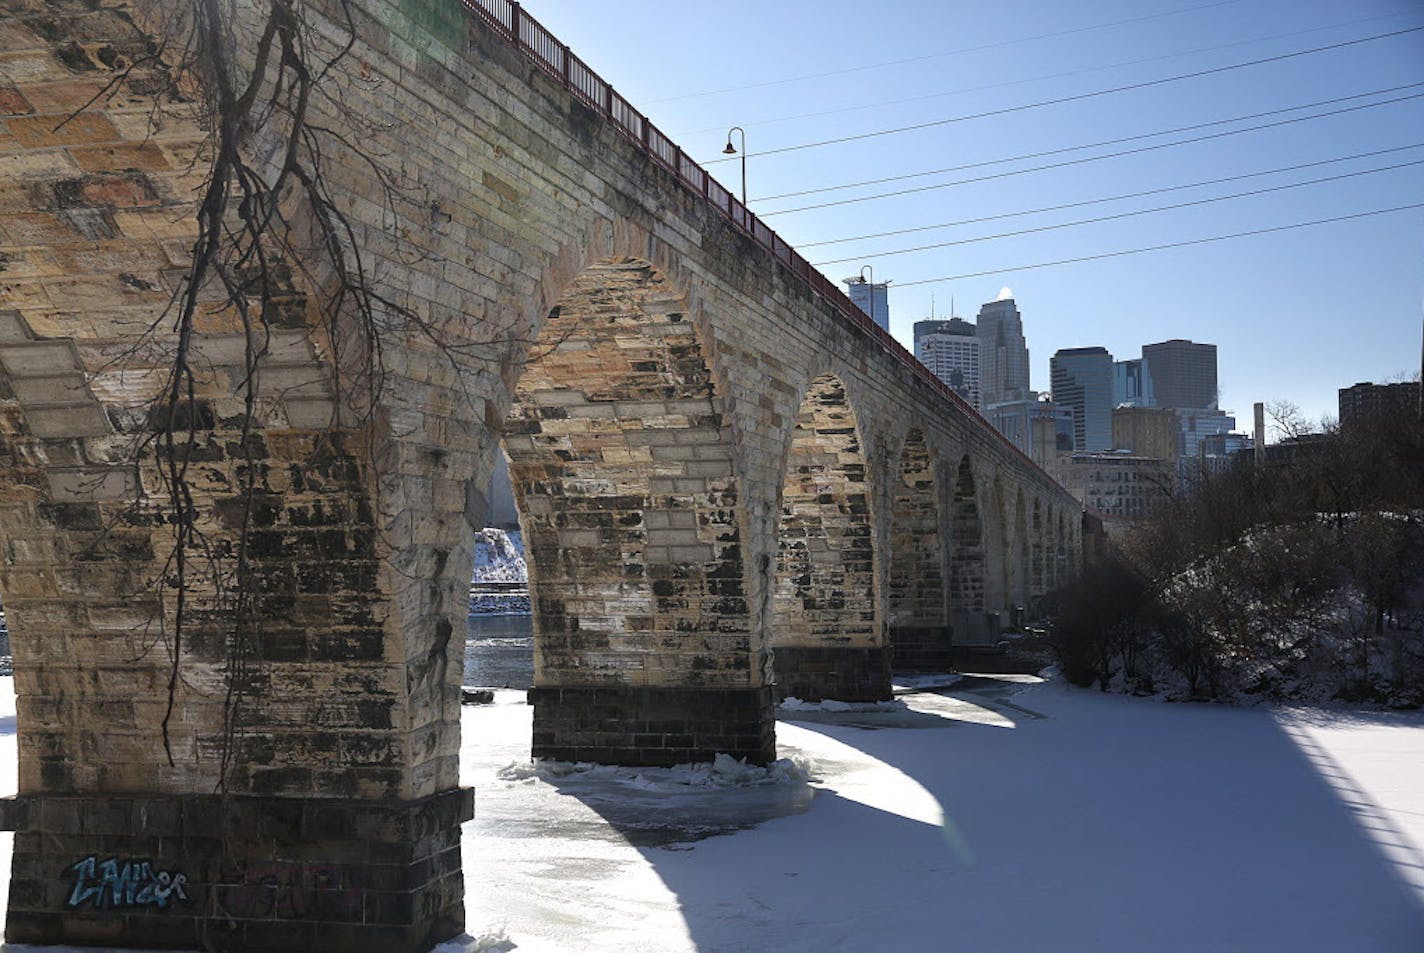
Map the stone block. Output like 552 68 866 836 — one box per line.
19 404 109 441
771 646 893 703
0 309 35 342
529 685 774 766
0 339 81 377
44 466 131 500
68 140 171 173
7 372 89 404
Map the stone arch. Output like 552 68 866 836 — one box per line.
986 474 1010 618
887 427 949 670
501 258 771 765
1031 498 1045 605
1056 511 1070 582
1010 486 1030 619
949 454 990 645
770 373 887 701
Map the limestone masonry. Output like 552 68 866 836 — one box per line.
0 0 1082 948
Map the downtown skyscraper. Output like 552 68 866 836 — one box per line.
977 291 1031 406
1051 346 1114 451
1142 339 1217 410
914 317 980 407
843 277 890 332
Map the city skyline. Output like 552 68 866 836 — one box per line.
526 0 1424 427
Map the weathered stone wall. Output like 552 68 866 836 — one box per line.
0 0 1083 944
771 374 881 699
888 429 950 669
506 262 745 691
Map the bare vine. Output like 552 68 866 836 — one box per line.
70 0 536 790
9 0 596 807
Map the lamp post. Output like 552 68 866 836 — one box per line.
723 126 747 206
841 266 892 331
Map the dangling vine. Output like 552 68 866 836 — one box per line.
81 0 531 789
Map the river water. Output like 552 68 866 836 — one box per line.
464 613 534 689
464 527 534 688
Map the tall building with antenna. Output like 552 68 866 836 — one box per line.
915 316 980 407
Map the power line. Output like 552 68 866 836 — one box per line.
811 157 1424 266
701 25 1424 165
758 82 1424 204
761 90 1424 216
885 201 1424 289
801 142 1424 249
683 7 1417 139
647 0 1244 104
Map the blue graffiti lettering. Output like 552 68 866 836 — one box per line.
65 856 189 911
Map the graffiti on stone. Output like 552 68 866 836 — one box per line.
219 862 361 920
65 856 190 911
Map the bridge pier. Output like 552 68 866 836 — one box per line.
0 3 484 946
887 430 952 670
771 376 892 702
948 455 995 645
0 350 474 952
506 261 776 764
528 686 775 766
0 790 470 951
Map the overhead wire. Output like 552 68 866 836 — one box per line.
760 89 1424 216
756 82 1424 204
647 0 1244 104
883 201 1424 288
800 143 1424 249
701 25 1424 165
682 7 1418 138
811 157 1424 266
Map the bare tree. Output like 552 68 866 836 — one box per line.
1264 399 1311 443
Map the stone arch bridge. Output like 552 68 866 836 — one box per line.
0 0 1081 948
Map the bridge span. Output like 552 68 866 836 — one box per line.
0 0 1081 948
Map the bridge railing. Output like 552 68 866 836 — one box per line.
460 0 1070 494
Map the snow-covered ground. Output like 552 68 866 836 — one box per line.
1 675 1422 952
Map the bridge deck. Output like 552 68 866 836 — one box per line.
460 0 1062 491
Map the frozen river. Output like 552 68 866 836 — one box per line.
0 674 1421 952
456 676 1424 953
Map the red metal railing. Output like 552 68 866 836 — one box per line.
460 0 1068 493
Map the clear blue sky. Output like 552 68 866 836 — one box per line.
522 0 1424 427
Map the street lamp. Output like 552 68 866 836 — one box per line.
857 265 875 330
723 126 747 206
842 266 892 331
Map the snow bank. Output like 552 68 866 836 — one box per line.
430 931 515 953
778 696 905 713
497 752 814 789
891 672 965 691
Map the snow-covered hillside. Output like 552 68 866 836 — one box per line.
470 528 529 616
470 528 526 584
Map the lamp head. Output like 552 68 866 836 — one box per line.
723 141 738 155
